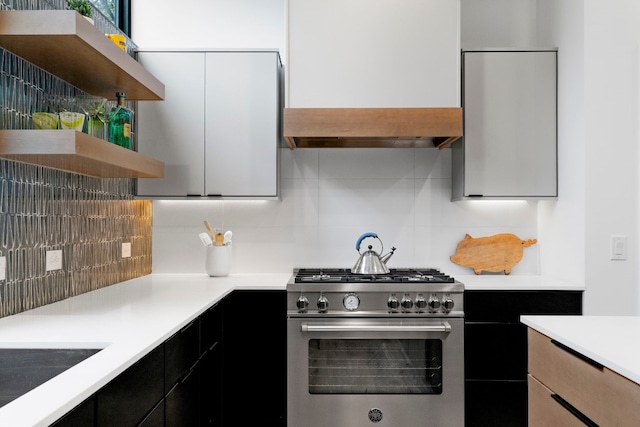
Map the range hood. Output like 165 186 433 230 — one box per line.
283 107 462 149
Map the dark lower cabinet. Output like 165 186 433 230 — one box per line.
166 366 200 427
51 395 95 427
199 343 222 426
464 290 583 427
165 319 200 393
96 344 164 426
138 399 165 426
50 291 288 427
465 380 528 427
222 290 286 427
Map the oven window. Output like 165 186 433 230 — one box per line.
308 339 442 394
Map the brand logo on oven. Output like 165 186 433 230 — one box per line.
368 408 383 423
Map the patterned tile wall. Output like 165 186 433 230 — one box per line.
0 0 152 317
0 161 152 317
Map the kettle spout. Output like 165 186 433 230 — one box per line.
380 247 396 265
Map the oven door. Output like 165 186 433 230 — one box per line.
287 316 464 427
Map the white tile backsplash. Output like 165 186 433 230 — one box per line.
414 148 452 179
318 148 415 179
151 147 540 275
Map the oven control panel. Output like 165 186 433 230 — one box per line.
288 291 463 316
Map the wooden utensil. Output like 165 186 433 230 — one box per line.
203 220 216 240
214 232 224 246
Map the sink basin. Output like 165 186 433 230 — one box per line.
0 348 102 408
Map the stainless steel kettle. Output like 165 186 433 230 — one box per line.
352 232 396 274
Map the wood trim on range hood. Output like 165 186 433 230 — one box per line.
283 107 462 150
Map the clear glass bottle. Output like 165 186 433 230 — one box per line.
108 92 132 148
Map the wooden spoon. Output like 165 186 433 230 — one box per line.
203 220 216 240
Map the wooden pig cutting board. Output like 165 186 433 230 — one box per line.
450 233 537 275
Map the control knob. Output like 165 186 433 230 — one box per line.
296 295 309 312
428 295 441 312
441 295 455 313
400 294 414 311
415 294 427 311
387 294 400 312
317 295 329 313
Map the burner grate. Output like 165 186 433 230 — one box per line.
294 268 454 284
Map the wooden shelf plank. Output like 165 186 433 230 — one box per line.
283 107 463 149
0 10 164 100
0 130 165 178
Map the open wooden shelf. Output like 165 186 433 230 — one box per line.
283 107 463 150
0 130 164 178
0 10 164 100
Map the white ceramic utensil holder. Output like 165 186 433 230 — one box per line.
205 243 232 277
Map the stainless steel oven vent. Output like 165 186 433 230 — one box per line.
368 408 383 423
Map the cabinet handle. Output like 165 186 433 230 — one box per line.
180 320 197 334
550 394 599 427
551 339 604 370
181 366 196 385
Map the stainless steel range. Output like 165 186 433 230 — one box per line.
287 268 465 427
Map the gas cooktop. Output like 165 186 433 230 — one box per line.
293 268 455 284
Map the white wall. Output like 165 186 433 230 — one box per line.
288 0 459 107
581 0 640 314
461 0 537 48
528 0 639 315
535 2 586 287
131 0 287 61
133 0 540 276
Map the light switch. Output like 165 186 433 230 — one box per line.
610 235 627 260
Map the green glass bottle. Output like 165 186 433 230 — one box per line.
108 92 132 148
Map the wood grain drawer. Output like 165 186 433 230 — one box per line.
528 328 640 426
528 374 586 427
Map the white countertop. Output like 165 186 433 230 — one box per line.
458 274 584 291
0 273 289 427
521 315 640 385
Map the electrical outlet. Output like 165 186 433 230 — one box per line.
122 242 131 258
46 250 63 271
0 256 6 281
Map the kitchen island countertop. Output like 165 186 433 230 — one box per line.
0 273 289 427
521 315 640 385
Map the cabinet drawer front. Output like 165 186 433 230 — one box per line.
528 329 640 426
165 319 200 391
528 375 587 427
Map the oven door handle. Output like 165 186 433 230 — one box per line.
300 322 451 333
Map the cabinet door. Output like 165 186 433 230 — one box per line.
223 290 286 427
138 399 165 427
96 345 164 426
205 52 280 197
166 365 200 427
51 395 95 427
165 319 200 392
200 344 222 426
466 380 528 427
458 50 557 199
136 51 206 196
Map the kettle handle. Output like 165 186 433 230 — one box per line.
356 232 379 252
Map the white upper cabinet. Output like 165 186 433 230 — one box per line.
288 0 460 108
136 50 282 198
136 52 205 195
452 49 558 200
